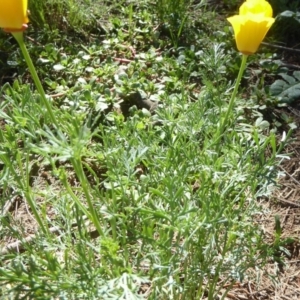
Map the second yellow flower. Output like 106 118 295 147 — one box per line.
227 0 275 55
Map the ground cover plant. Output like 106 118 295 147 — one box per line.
0 0 299 299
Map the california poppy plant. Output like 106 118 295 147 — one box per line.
227 0 275 55
217 0 275 139
0 0 58 130
0 0 29 32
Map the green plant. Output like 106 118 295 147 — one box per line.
155 0 193 46
268 0 300 45
269 71 300 103
29 0 103 32
0 0 293 299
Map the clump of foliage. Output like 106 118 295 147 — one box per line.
269 0 300 45
0 0 293 299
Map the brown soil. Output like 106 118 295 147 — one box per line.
222 101 300 300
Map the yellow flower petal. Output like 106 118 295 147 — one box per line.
240 0 273 18
0 0 28 29
227 15 275 55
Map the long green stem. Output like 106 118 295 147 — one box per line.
71 157 104 237
11 32 59 128
218 54 248 136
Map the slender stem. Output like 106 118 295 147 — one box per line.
71 157 104 237
11 32 59 128
219 54 248 136
3 151 48 234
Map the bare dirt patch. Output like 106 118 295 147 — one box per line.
223 101 300 300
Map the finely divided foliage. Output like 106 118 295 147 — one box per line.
0 0 292 299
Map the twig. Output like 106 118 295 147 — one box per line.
26 36 44 47
0 217 97 256
113 57 134 63
1 194 18 217
261 42 300 54
0 226 61 255
280 63 300 70
285 259 300 264
117 44 136 58
279 165 300 186
49 92 67 99
248 281 253 296
276 197 300 208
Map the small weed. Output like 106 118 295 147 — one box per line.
155 0 193 46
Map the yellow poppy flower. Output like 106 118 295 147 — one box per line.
240 0 273 17
227 0 275 55
0 0 29 31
